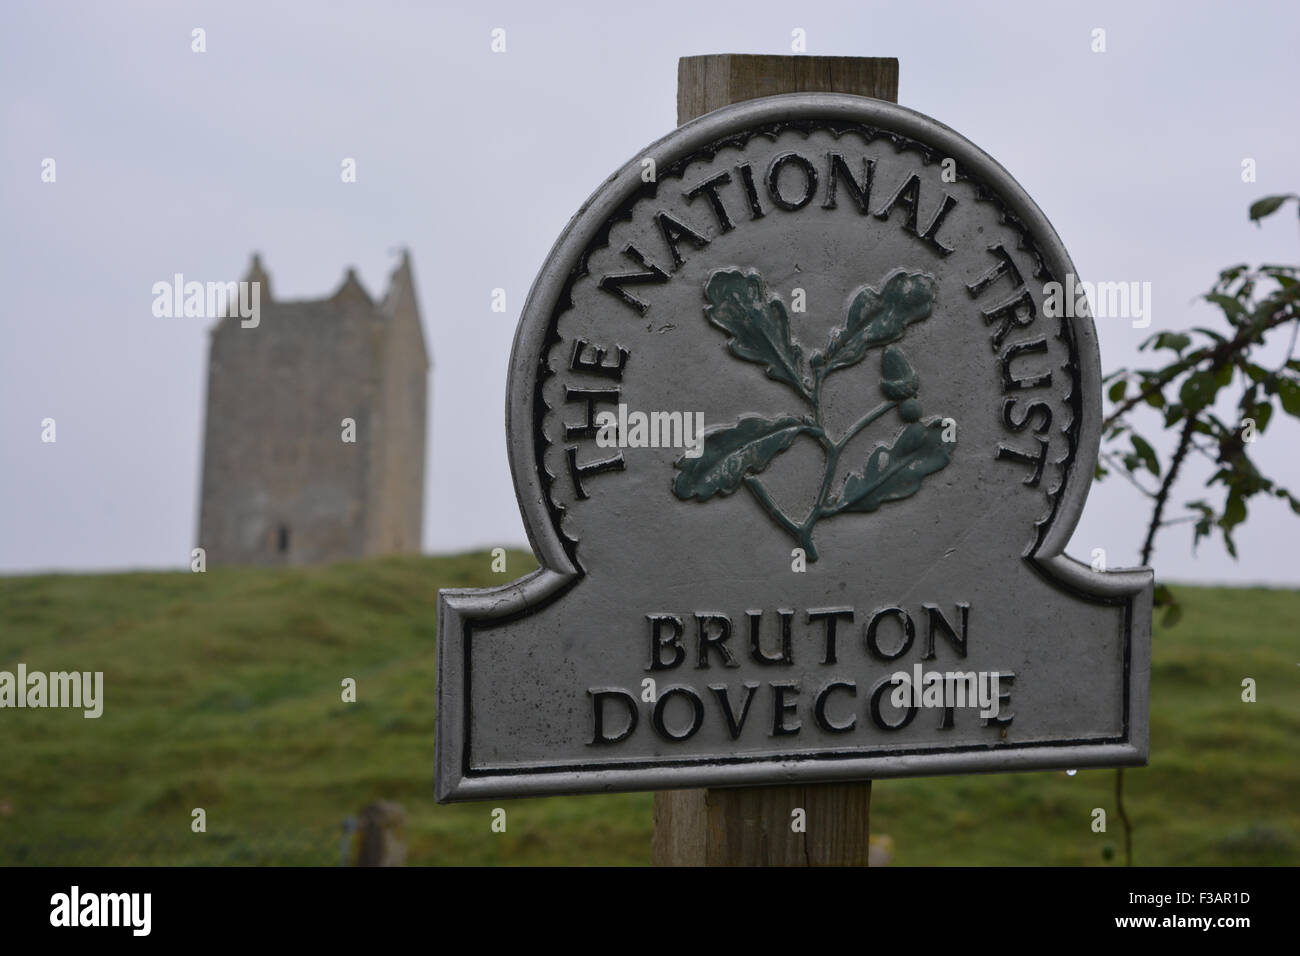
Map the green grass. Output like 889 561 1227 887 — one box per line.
0 554 1295 865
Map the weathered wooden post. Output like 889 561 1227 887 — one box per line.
654 55 899 867
675 55 898 127
433 51 1152 871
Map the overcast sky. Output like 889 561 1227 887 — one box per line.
2 0 1298 585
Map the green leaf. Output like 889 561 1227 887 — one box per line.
1222 529 1239 559
1220 491 1247 531
1206 293 1246 321
672 416 807 501
1243 363 1272 385
1180 369 1224 411
1156 332 1192 354
1108 379 1127 402
1141 332 1192 354
880 346 919 400
1278 378 1300 417
1186 500 1214 550
1258 265 1300 290
1161 602 1183 628
704 270 808 397
1248 194 1295 223
838 420 954 513
818 271 936 375
1131 434 1160 476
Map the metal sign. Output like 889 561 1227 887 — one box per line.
435 93 1152 802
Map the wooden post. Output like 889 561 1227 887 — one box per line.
653 53 899 867
676 54 898 126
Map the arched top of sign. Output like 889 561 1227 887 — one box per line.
505 93 1113 595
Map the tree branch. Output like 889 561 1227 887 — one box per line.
1140 413 1199 566
1103 306 1299 431
1099 452 1159 499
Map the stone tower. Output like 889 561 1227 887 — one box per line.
197 251 429 566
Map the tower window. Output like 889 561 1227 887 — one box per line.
277 525 290 553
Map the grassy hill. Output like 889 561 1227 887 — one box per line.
0 552 1295 866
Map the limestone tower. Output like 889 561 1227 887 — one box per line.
197 251 429 566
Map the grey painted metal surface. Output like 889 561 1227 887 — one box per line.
435 93 1152 802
